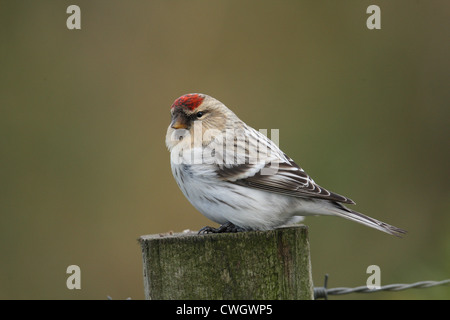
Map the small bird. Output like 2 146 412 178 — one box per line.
166 93 406 237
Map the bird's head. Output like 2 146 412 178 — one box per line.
165 93 239 151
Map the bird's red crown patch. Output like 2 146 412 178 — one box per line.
171 94 204 111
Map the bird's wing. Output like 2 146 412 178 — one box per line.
216 156 355 205
214 126 355 204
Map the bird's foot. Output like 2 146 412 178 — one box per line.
198 222 246 234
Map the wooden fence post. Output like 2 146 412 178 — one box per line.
139 225 313 300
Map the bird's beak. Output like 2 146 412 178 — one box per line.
170 114 189 130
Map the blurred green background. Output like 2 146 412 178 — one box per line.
1 0 449 300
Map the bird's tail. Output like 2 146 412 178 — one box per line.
330 203 407 237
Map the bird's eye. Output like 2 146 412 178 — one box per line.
196 111 204 118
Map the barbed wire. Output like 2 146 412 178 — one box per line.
314 274 450 300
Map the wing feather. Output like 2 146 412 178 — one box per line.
213 124 355 204
216 156 355 205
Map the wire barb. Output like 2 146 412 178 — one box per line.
314 276 450 300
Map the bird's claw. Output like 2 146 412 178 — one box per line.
198 222 246 234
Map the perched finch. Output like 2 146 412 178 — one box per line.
166 93 406 236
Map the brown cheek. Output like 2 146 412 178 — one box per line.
203 116 226 132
